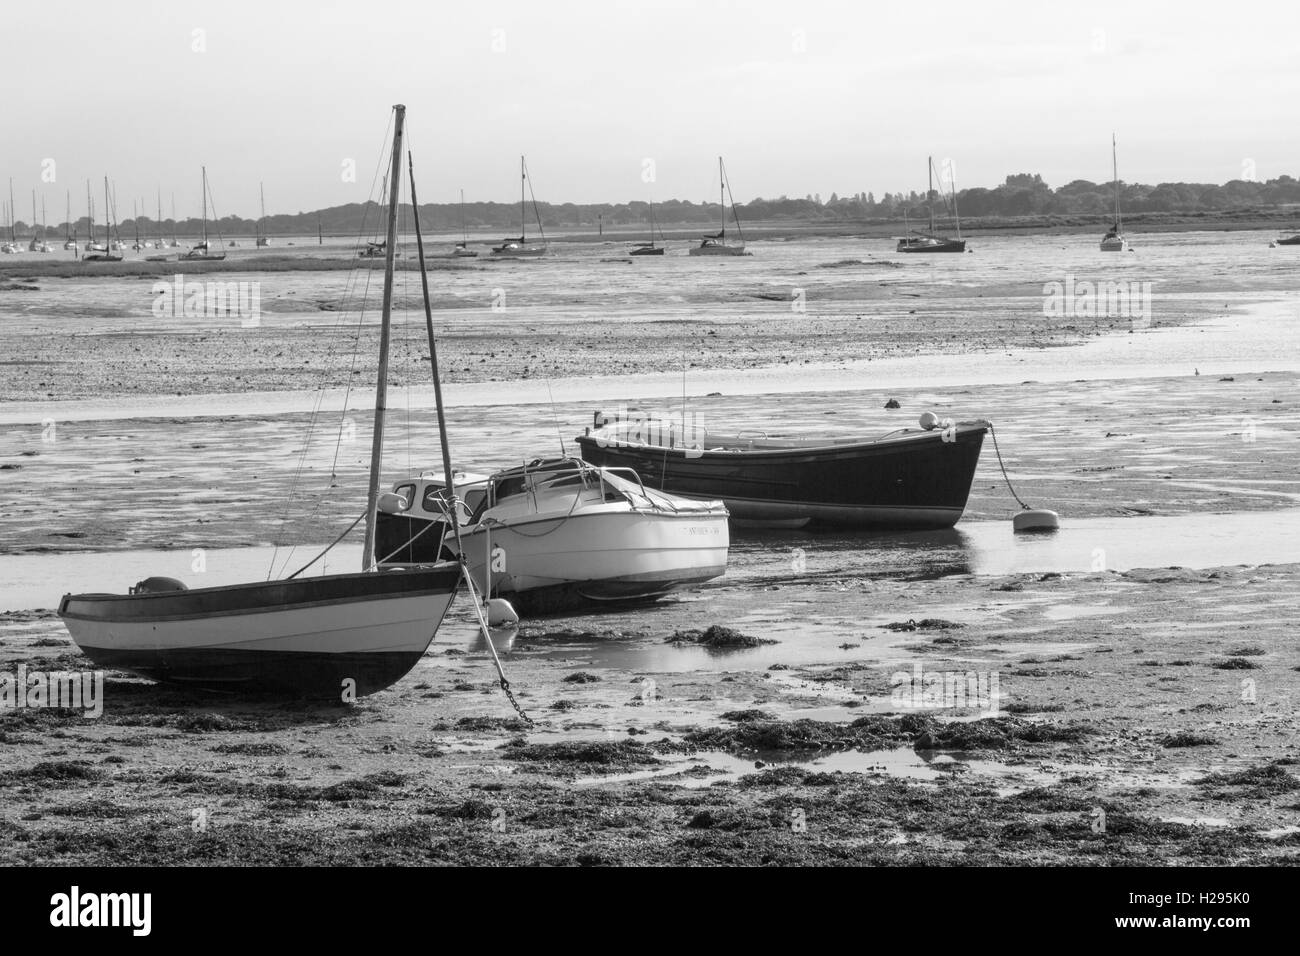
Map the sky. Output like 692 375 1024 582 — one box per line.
4 0 1298 220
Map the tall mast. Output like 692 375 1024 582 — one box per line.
520 155 526 241
32 191 37 240
927 156 935 235
361 103 407 570
408 151 462 558
718 156 725 237
157 189 163 246
460 188 467 243
200 167 208 245
259 181 266 241
7 179 14 243
171 193 177 245
86 180 93 247
103 179 111 249
1112 134 1121 232
66 190 71 241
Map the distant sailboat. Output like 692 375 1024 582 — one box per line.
83 180 105 253
168 193 180 247
689 157 747 256
0 185 16 254
491 156 548 257
180 167 227 261
629 198 667 256
63 191 77 250
28 192 52 253
897 157 966 253
256 182 271 247
453 189 477 257
1101 135 1128 252
82 178 123 262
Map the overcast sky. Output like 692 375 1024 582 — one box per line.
5 0 1297 219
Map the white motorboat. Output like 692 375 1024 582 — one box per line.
376 458 729 613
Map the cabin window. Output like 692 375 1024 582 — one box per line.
394 483 415 510
464 488 487 516
421 485 451 514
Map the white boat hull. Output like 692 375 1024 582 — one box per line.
1100 237 1128 251
59 566 459 696
452 508 729 607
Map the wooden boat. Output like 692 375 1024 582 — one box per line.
179 167 227 261
491 156 548 257
576 411 989 530
59 105 462 699
81 178 123 262
376 458 729 614
629 199 666 255
1100 135 1128 252
897 157 966 253
1274 234 1300 246
689 157 747 255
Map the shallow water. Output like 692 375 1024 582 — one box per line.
5 508 1296 613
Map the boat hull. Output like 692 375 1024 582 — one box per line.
898 238 966 253
1100 237 1128 252
629 247 665 256
385 509 728 613
577 424 988 530
58 566 459 698
688 244 746 256
1276 235 1300 246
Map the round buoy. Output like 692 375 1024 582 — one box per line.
486 597 520 627
1013 509 1060 533
919 411 940 430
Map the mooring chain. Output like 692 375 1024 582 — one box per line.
499 678 534 727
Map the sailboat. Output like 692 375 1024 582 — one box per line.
28 193 52 252
1 179 18 254
131 200 145 251
491 156 547 257
1100 134 1128 252
256 182 271 247
83 180 105 253
145 191 171 261
63 191 77 250
180 167 227 261
453 189 477 257
168 193 180 248
689 157 748 256
82 179 123 262
629 198 667 256
59 106 463 699
897 157 966 253
0 190 15 254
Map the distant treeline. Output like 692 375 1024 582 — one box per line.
12 173 1300 236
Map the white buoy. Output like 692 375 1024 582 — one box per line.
1013 509 1060 533
486 597 520 627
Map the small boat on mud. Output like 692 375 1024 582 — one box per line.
491 156 548 258
376 457 730 614
576 411 989 530
689 157 748 256
897 156 966 253
179 167 227 262
59 105 462 698
1100 135 1128 252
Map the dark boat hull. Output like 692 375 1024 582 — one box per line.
897 238 967 253
1276 235 1300 246
629 247 665 256
576 424 988 529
